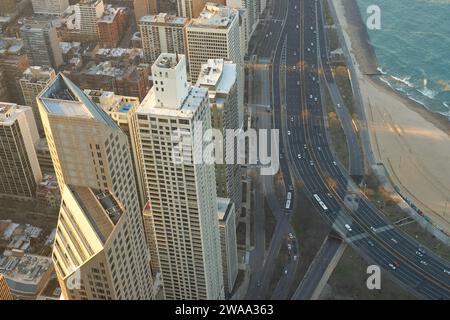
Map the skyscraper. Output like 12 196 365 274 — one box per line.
19 66 57 136
79 0 105 41
186 4 244 127
217 197 238 297
196 59 242 216
0 103 42 200
135 53 224 299
37 74 153 300
20 16 64 71
139 13 188 65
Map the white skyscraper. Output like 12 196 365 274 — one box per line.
135 53 224 300
196 59 242 216
186 4 244 127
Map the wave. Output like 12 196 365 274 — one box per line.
389 74 414 89
418 86 438 100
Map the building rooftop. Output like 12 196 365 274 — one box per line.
21 66 56 83
0 103 30 125
138 86 207 118
98 5 124 24
190 3 237 29
0 253 52 288
69 186 123 243
84 89 139 114
140 13 188 26
38 73 120 129
197 59 236 94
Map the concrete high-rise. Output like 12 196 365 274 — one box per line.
0 103 42 200
31 0 70 15
135 53 224 300
139 13 188 65
37 74 153 300
196 59 242 216
19 66 57 136
217 198 238 297
186 3 244 127
20 16 64 71
79 0 105 41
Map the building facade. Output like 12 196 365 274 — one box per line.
19 66 57 136
186 4 244 127
37 74 153 300
139 13 188 65
135 53 224 300
79 0 105 41
0 274 14 300
196 59 242 216
0 103 42 200
20 16 64 71
217 198 238 297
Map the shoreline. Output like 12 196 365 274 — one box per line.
340 0 450 136
334 0 450 233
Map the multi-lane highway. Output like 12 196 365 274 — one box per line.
278 0 450 299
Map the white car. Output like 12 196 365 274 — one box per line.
337 103 341 108
317 147 322 151
288 131 291 136
289 233 294 239
297 154 302 159
344 224 352 232
297 81 300 86
293 255 298 261
416 251 424 257
368 240 374 247
370 226 377 232
307 47 311 52
284 269 288 275
287 244 292 250
309 160 314 166
444 269 450 275
391 238 398 244
388 263 397 270
304 144 308 150
420 260 428 266
309 94 313 99
332 161 337 166
314 97 318 102
310 26 314 30
296 25 299 29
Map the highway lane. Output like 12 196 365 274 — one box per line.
246 0 299 299
316 0 364 178
278 0 450 299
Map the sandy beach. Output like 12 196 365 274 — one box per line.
332 0 450 233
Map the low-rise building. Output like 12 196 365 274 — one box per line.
0 252 53 299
